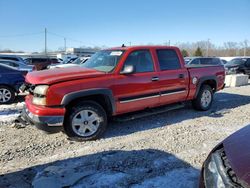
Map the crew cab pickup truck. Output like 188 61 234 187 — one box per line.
21 46 225 140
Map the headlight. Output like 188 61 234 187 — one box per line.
227 67 238 74
32 97 47 105
204 149 239 188
32 85 49 105
204 151 225 187
33 85 49 95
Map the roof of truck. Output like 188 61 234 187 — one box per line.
107 45 179 51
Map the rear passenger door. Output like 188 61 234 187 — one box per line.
155 49 189 105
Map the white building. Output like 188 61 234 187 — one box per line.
66 48 98 57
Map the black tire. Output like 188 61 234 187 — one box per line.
64 101 107 141
0 85 16 104
192 85 213 111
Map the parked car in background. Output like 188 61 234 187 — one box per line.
0 64 26 104
71 56 90 64
225 57 250 75
0 55 26 64
220 59 228 65
63 57 78 64
48 57 90 69
185 57 223 66
21 46 225 140
200 124 250 188
0 59 34 72
24 57 60 70
57 58 63 63
184 57 196 64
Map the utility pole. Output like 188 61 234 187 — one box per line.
243 40 248 57
168 40 170 46
206 38 210 56
45 28 47 55
64 38 67 52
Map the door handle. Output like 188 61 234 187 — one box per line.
178 74 184 79
151 77 159 81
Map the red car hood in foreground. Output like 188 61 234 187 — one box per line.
223 124 250 187
25 67 106 84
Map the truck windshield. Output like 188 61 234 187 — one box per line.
228 58 246 65
81 50 124 72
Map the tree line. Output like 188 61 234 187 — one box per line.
1 40 249 57
176 40 250 57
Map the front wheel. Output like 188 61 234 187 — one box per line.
64 101 107 141
192 85 213 111
0 85 16 104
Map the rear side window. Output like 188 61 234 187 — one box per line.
0 61 17 67
32 58 48 63
0 57 18 61
211 58 222 65
0 64 13 72
200 58 210 65
156 49 181 70
200 58 222 65
10 57 18 61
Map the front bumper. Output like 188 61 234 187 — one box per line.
21 96 65 133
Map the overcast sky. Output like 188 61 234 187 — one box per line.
0 0 249 52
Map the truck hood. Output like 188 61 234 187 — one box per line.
223 124 250 187
26 67 106 84
49 64 79 69
225 64 239 68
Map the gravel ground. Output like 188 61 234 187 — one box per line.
0 84 250 187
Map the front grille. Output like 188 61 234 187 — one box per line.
22 82 36 95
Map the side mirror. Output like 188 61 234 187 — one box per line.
120 65 135 75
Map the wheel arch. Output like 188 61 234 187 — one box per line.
61 88 115 116
0 84 17 92
194 76 218 98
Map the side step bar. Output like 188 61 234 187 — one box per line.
113 103 185 122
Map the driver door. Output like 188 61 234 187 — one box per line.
113 50 160 115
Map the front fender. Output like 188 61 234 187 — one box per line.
61 88 115 114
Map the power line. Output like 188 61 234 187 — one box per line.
47 31 84 44
0 32 43 38
45 28 47 55
0 30 89 45
47 30 95 46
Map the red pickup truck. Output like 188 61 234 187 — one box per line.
21 46 225 140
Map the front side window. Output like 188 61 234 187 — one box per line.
81 50 124 72
156 49 181 70
190 58 200 65
123 50 154 73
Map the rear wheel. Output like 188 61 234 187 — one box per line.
64 101 107 141
0 85 15 104
192 85 213 111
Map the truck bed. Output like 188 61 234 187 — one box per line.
186 64 225 100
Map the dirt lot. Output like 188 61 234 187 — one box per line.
0 84 250 187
